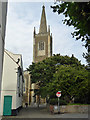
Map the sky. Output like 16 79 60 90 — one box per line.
5 2 87 70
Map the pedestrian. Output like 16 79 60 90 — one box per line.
50 105 54 114
25 103 28 108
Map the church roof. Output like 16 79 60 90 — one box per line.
39 5 47 34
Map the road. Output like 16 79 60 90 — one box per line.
1 106 88 119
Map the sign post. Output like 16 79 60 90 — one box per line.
56 91 61 114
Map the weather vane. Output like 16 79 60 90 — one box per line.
43 2 45 6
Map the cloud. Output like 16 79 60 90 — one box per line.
5 2 87 70
5 2 38 69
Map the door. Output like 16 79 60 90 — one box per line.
3 96 12 116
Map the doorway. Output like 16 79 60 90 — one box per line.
3 96 12 116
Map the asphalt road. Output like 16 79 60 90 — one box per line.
1 106 89 120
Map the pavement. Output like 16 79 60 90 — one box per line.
0 116 2 120
1 106 88 119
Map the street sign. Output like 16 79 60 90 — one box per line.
56 91 61 114
56 91 61 97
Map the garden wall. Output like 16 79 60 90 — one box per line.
60 105 88 113
47 105 89 113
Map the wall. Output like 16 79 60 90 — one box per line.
1 50 23 115
0 2 7 92
31 83 35 103
48 105 89 113
23 71 31 106
16 64 23 109
16 55 23 109
1 51 18 115
60 105 88 113
34 34 49 63
0 2 7 115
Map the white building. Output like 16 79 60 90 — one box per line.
0 2 7 115
1 50 24 116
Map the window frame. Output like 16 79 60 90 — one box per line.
38 41 45 50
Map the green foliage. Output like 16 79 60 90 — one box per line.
52 64 88 104
49 98 67 105
51 2 90 65
27 54 89 104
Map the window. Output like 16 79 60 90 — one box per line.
18 67 21 97
23 81 25 92
24 86 25 92
38 41 44 50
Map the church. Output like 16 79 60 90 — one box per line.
33 5 52 63
23 5 53 106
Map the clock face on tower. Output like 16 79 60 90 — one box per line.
37 41 45 56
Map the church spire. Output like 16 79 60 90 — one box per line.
33 27 36 37
39 5 47 34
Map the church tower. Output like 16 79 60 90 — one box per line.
33 5 52 63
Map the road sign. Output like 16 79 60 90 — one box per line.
56 91 61 97
56 91 61 114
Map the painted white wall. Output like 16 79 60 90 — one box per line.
1 50 23 115
16 73 23 109
0 2 7 115
2 51 18 91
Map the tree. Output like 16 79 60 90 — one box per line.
51 2 90 65
51 65 88 103
27 54 89 104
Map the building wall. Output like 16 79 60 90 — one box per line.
34 34 48 62
31 83 38 103
16 69 23 109
33 33 52 63
0 2 7 115
0 2 7 91
1 50 23 115
23 71 31 106
2 51 18 91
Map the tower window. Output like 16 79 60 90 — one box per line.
38 41 45 50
